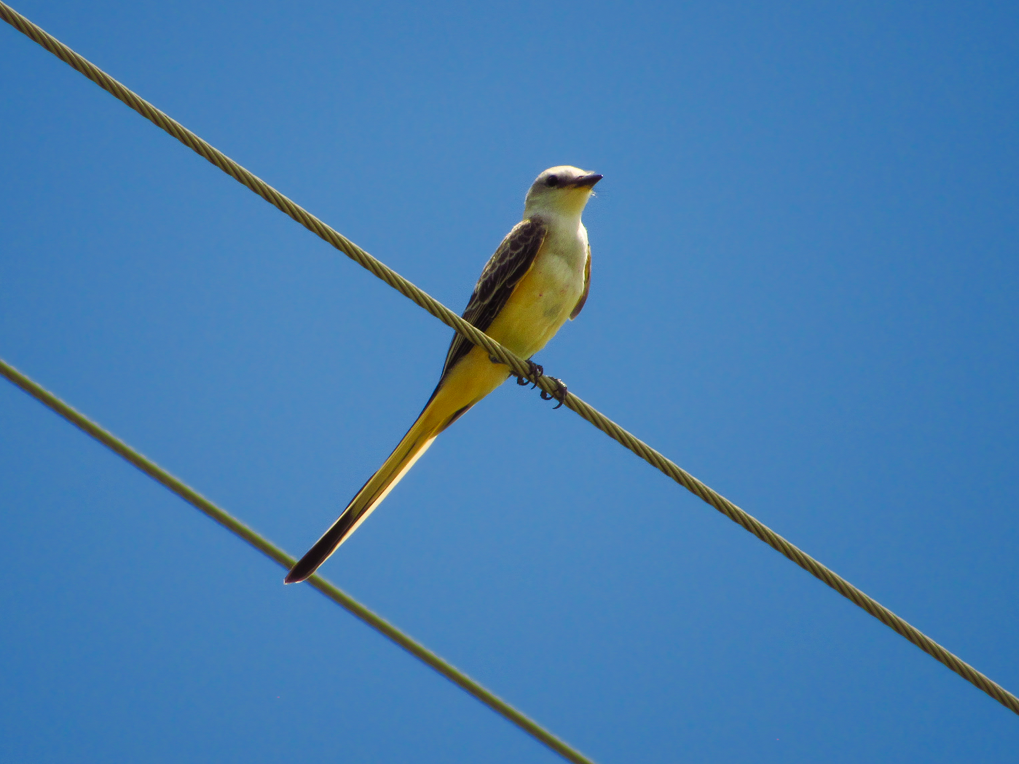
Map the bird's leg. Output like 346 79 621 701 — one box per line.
491 354 542 388
539 377 568 409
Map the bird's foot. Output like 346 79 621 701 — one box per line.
514 360 544 388
540 377 568 409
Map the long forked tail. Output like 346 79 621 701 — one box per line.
285 390 470 584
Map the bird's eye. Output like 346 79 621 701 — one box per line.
545 174 560 188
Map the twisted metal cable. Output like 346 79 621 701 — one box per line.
3 1 1016 717
0 357 597 764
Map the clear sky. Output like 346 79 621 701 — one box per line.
2 1 1017 762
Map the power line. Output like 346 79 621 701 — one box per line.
0 357 598 764
2 0 1017 718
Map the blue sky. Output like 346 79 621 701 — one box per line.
2 1 1017 761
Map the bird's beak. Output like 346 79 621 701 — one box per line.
571 173 603 188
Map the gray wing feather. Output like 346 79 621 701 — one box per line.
438 217 547 379
569 243 591 320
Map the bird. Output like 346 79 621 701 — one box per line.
285 165 602 584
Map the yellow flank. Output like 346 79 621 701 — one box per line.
434 346 514 411
486 247 583 359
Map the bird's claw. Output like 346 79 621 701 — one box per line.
514 360 543 388
539 377 568 409
509 361 565 408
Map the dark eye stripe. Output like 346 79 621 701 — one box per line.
545 174 559 188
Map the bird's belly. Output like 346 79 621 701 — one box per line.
486 258 583 359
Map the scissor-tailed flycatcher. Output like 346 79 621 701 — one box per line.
286 166 602 584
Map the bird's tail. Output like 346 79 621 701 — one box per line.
284 386 472 584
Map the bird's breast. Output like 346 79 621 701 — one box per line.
485 220 588 359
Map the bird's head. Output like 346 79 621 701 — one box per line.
523 166 602 220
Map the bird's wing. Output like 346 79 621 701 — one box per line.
569 243 591 320
438 217 547 378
